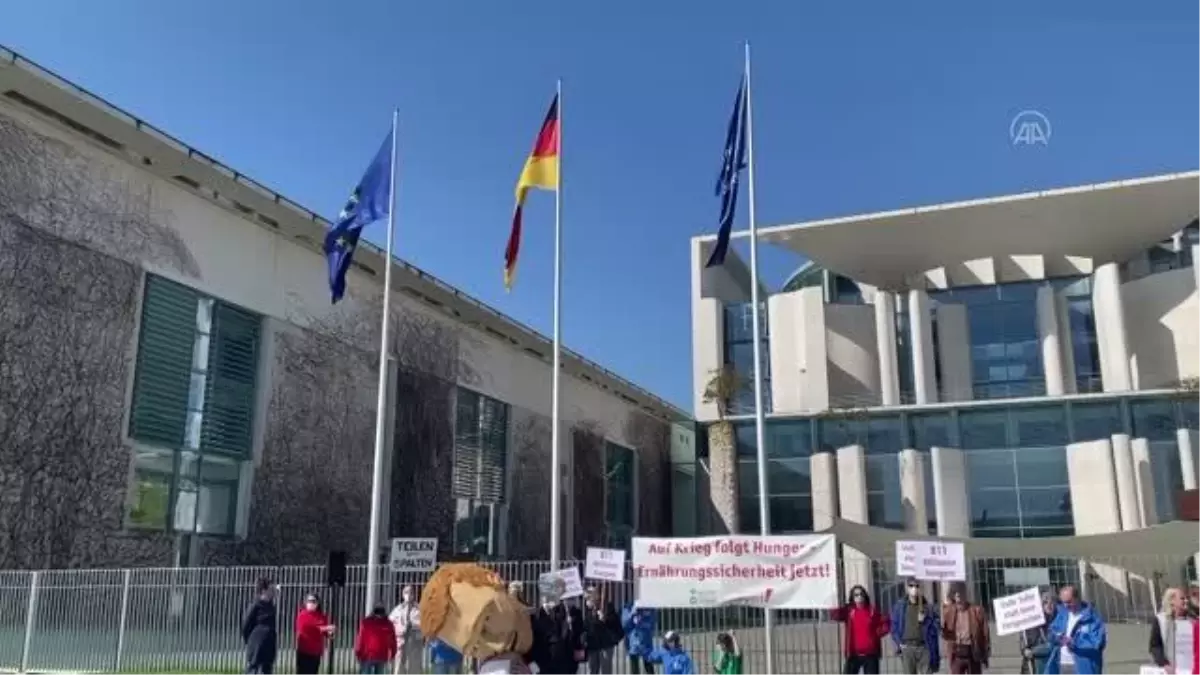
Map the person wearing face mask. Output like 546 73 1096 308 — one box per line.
1018 592 1056 675
530 594 585 675
831 584 890 674
295 593 335 675
390 585 423 674
583 585 623 674
890 578 940 674
241 578 278 675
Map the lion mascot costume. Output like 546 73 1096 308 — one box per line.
419 563 534 674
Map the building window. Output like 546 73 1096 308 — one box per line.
452 388 509 557
126 275 260 536
1056 277 1102 393
739 456 813 534
604 442 637 548
723 303 771 415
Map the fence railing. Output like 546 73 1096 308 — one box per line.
0 554 1191 674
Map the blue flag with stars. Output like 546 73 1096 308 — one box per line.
705 76 748 268
324 128 394 303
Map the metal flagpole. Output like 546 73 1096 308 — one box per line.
549 78 564 572
743 42 775 675
365 109 400 614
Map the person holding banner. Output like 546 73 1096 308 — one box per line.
831 584 891 674
621 604 658 674
583 586 623 674
1149 586 1199 674
645 631 694 675
1017 592 1056 675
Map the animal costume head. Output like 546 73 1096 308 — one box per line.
419 563 533 660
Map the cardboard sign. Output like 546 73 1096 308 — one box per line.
895 540 966 581
537 566 584 601
585 547 627 582
389 538 438 572
992 587 1046 636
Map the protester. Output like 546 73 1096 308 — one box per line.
646 630 694 675
1018 592 1056 675
890 578 941 674
355 606 398 674
295 593 335 675
530 593 586 675
1150 586 1199 674
429 637 465 675
712 632 743 675
831 584 890 674
940 582 989 674
390 585 424 674
241 578 278 675
1044 584 1107 674
621 602 658 674
583 585 623 674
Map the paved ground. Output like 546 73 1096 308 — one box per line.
0 619 1161 673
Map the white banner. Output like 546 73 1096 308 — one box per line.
538 567 584 601
895 540 966 581
389 538 437 572
585 547 627 582
632 535 838 609
992 587 1046 636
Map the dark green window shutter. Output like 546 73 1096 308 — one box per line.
477 397 508 503
452 390 481 499
129 276 199 447
202 303 261 457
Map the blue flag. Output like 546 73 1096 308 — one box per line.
705 77 748 268
324 128 394 303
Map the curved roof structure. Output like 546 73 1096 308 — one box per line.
711 172 1199 290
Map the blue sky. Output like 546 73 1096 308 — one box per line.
3 1 1196 412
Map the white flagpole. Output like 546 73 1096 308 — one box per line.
365 109 400 614
743 42 775 675
549 78 564 571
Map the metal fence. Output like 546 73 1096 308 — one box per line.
0 554 1191 674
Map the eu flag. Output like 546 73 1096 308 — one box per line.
324 128 394 303
705 77 748 268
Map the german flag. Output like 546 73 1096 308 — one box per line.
504 94 560 290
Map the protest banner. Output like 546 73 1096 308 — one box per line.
992 587 1046 636
895 540 966 581
632 534 837 609
538 566 584 600
389 538 437 572
585 547 626 582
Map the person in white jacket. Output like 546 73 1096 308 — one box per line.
389 585 423 674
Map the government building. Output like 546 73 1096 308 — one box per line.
0 47 689 570
689 171 1199 602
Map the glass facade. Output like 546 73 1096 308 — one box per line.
727 394 1199 539
723 302 771 415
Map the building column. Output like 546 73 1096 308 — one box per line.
811 451 838 530
874 292 901 406
1066 438 1128 598
1092 262 1133 392
1110 434 1142 531
908 289 938 404
935 303 972 402
693 298 725 419
837 445 871 592
1036 284 1066 396
898 449 928 534
1130 437 1159 527
930 447 969 537
1194 245 1199 291
1054 291 1079 393
1179 428 1198 491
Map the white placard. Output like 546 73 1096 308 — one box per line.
895 540 966 581
992 587 1046 636
389 538 438 572
1139 667 1167 675
538 566 584 600
631 535 838 609
585 547 627 582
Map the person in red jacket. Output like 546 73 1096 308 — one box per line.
295 593 335 674
356 606 398 674
831 585 891 674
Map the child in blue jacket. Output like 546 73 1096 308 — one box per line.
622 603 657 673
1043 588 1107 675
646 631 694 675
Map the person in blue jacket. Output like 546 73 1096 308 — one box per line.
889 578 941 674
646 631 694 675
1044 585 1107 674
622 603 658 674
428 637 463 675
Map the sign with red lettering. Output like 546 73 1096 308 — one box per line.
895 540 966 581
631 535 838 609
